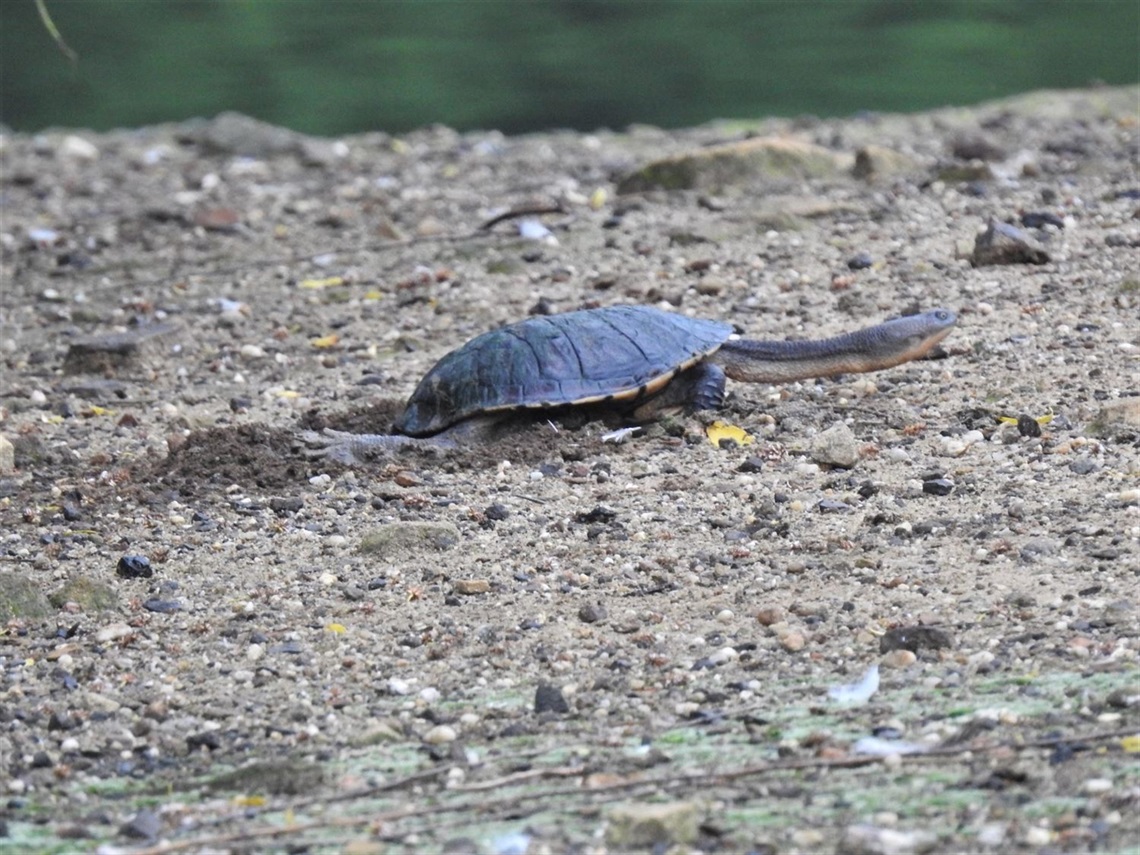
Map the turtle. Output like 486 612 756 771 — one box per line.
308 304 956 458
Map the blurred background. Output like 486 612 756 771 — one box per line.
2 0 1137 136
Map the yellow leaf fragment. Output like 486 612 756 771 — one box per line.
274 390 301 399
298 276 345 290
326 623 347 634
233 795 267 807
589 187 608 210
310 333 340 349
706 421 754 448
87 406 112 417
1121 734 1140 754
998 412 1053 426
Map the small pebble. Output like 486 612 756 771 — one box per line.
882 649 917 669
1024 826 1052 846
756 607 785 626
422 724 457 745
578 603 607 623
779 631 806 652
0 434 14 473
1083 778 1113 794
95 623 134 643
454 579 490 595
59 135 99 160
706 646 739 665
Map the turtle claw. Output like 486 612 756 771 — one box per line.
601 426 642 444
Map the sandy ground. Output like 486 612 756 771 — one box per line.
1 87 1138 854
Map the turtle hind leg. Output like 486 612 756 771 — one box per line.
301 416 503 463
631 362 726 421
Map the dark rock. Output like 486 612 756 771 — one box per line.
269 496 305 514
578 604 607 623
922 478 955 496
577 506 617 524
186 731 223 751
1016 414 1042 437
971 219 1050 266
950 133 1006 161
116 555 153 579
534 682 570 714
119 809 161 841
1020 211 1064 229
62 324 178 376
880 626 953 654
737 456 765 473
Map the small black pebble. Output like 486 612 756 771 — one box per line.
534 682 570 714
736 456 764 473
116 554 153 579
1020 211 1064 230
847 251 874 270
30 751 52 769
484 502 510 521
366 577 387 590
577 506 617 524
1049 743 1076 765
186 732 222 751
48 712 78 731
1016 414 1042 437
922 478 954 496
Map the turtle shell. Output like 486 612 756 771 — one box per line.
395 306 733 436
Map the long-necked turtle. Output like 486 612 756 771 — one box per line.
310 305 955 457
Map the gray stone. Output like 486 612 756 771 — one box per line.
606 800 701 848
810 422 860 469
618 136 845 193
0 574 52 620
358 521 461 556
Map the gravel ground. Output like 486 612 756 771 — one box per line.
1 87 1138 854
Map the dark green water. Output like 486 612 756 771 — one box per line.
3 0 1137 134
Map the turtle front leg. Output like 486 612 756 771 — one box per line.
631 362 727 421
